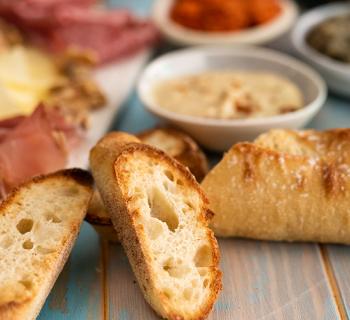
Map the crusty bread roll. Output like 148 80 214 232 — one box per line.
202 129 350 244
90 132 221 320
0 169 93 320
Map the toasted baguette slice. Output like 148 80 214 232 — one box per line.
138 127 209 182
90 132 221 320
85 190 119 242
202 128 350 243
0 169 93 320
86 128 209 242
86 133 141 242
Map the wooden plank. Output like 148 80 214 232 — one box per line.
324 245 350 319
106 237 340 320
211 240 340 320
107 242 157 319
38 223 104 320
311 96 350 320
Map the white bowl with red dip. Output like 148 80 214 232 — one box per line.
152 0 298 46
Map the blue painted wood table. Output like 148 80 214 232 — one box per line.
39 1 350 319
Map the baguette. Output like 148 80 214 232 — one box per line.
0 169 93 320
202 128 350 243
85 190 119 242
90 132 221 320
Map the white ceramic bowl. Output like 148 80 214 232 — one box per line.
152 0 298 46
137 46 327 151
292 2 350 98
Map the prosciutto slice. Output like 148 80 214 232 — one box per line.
50 17 158 63
0 104 82 200
0 0 159 64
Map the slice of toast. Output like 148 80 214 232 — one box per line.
85 190 119 242
90 132 221 320
201 128 350 243
138 127 209 182
86 128 209 243
0 169 93 320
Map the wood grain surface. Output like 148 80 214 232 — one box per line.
213 240 340 320
103 239 342 319
38 223 104 320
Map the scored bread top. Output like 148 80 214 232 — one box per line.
254 129 350 158
255 128 350 162
90 132 221 320
0 169 93 319
255 128 350 197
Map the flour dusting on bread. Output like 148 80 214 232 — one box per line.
202 129 350 244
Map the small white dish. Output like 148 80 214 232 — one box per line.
292 2 350 98
137 46 327 151
152 0 298 46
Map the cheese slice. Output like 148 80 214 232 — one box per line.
0 46 59 119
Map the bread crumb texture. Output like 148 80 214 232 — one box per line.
116 148 221 319
0 174 91 308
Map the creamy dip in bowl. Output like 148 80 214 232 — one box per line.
138 46 327 151
153 71 303 119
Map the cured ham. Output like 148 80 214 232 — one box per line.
50 18 158 63
0 104 82 200
0 0 159 64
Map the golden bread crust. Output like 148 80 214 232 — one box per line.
202 129 350 243
0 169 93 320
86 128 210 242
90 132 221 320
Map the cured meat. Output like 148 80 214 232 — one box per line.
50 19 158 63
0 0 159 64
0 104 82 200
55 6 134 29
0 0 94 29
0 115 25 142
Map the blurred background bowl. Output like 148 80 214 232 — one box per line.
292 2 350 98
152 0 298 46
138 46 327 151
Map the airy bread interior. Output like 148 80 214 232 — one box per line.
117 151 215 316
0 176 91 307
